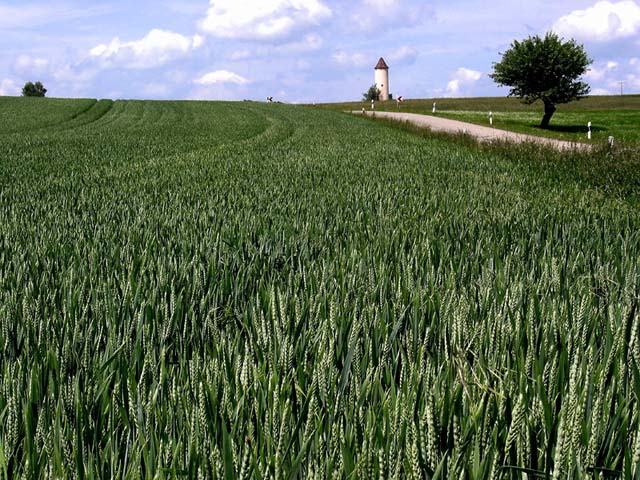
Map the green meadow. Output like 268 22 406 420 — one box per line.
321 95 640 144
1 96 639 478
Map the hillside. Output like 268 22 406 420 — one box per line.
1 97 639 478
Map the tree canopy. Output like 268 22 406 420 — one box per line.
363 84 381 102
22 81 47 97
490 33 591 128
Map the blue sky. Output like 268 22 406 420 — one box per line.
1 0 640 102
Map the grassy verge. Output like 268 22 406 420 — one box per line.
437 110 640 144
357 113 640 207
317 95 640 144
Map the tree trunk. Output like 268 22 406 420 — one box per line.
540 100 556 129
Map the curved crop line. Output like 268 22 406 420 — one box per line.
127 104 281 167
235 105 296 147
88 100 125 129
67 99 115 130
81 99 117 127
8 99 98 134
68 99 98 121
47 99 115 133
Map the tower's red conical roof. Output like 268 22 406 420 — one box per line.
375 57 389 70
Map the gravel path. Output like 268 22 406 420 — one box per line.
355 111 592 151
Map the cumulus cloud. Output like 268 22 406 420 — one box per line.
199 0 332 39
90 29 204 69
0 79 19 96
445 67 483 96
194 70 250 85
553 1 640 42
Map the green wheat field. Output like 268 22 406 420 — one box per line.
1 96 639 478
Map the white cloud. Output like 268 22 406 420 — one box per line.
0 79 19 96
0 4 113 29
332 51 368 67
553 1 640 42
199 0 332 39
283 33 323 52
590 87 613 95
352 0 434 31
141 83 171 97
162 1 207 17
192 34 205 49
332 46 416 70
14 55 49 75
90 29 204 69
352 0 394 29
585 68 605 81
387 46 418 65
624 72 640 89
227 34 323 61
585 60 619 80
445 67 483 96
229 49 252 61
53 64 98 83
12 55 98 90
166 70 189 84
195 70 250 85
623 73 640 89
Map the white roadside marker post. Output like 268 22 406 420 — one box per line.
608 136 615 147
489 111 493 126
588 121 592 140
371 100 375 111
432 102 436 114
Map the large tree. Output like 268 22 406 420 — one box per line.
490 33 591 128
22 81 47 97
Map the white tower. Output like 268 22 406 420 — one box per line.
375 57 390 101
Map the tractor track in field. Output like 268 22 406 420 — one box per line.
54 99 115 131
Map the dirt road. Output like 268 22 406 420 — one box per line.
355 111 592 151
